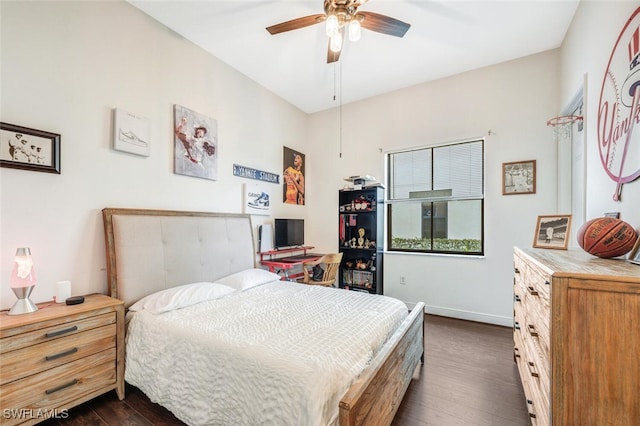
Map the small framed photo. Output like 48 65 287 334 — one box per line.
503 160 536 195
113 108 150 157
533 214 572 250
604 212 621 219
628 236 640 265
243 182 271 216
0 122 61 174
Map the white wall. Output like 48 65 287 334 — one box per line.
0 1 308 309
2 1 636 323
305 0 640 326
559 1 640 221
306 51 561 325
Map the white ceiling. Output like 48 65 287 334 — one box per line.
129 0 580 113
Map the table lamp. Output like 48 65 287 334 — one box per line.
8 247 38 315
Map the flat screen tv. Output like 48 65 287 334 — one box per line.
274 218 304 249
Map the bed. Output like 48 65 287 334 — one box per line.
102 207 424 426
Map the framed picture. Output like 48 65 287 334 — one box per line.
533 214 572 250
502 160 536 195
113 108 150 156
174 105 218 181
0 122 61 174
628 236 640 265
244 182 271 216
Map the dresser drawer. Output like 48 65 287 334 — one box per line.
514 338 549 425
0 312 115 354
521 292 550 363
0 324 116 385
514 253 551 303
514 315 549 388
0 349 116 426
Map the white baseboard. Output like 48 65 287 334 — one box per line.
404 302 513 327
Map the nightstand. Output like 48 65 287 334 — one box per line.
0 294 124 425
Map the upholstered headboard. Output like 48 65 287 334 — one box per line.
102 208 255 308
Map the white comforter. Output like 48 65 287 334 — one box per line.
125 280 407 426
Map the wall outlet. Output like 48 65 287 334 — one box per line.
399 276 406 285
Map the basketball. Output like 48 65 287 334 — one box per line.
577 217 638 258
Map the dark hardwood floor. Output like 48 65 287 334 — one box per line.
391 315 530 426
42 315 529 426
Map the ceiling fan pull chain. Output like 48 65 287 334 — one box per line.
340 60 343 158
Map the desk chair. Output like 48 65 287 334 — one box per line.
299 253 343 287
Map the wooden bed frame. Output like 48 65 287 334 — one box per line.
102 207 424 426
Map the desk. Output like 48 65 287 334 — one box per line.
259 247 323 280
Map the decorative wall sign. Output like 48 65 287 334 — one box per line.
283 146 305 205
113 108 150 156
174 105 218 181
233 164 280 184
243 183 271 216
597 7 640 201
502 160 536 195
0 122 61 174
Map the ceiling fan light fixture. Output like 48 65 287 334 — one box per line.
330 32 343 53
326 14 339 37
266 0 411 63
348 19 361 42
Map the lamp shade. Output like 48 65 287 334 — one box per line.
326 14 339 37
348 20 361 42
330 33 343 53
10 247 37 288
8 248 38 315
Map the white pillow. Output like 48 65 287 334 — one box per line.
128 282 236 314
215 268 281 291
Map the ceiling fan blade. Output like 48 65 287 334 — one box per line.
266 14 326 35
358 11 411 37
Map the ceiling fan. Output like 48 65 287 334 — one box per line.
266 0 411 63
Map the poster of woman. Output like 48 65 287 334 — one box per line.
282 146 305 205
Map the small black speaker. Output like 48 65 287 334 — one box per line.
65 296 85 305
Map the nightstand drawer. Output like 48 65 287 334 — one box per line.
0 294 124 425
0 324 116 385
0 312 116 354
0 350 116 426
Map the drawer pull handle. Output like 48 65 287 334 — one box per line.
45 379 79 395
514 294 521 302
545 280 550 285
46 347 78 361
514 268 520 274
527 361 539 378
527 286 538 296
514 347 521 358
45 325 78 338
526 399 537 418
513 321 521 330
527 324 538 337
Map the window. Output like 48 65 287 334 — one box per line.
387 139 484 255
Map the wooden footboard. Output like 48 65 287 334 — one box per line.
339 301 425 426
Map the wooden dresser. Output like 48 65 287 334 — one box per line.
0 294 124 425
513 247 640 425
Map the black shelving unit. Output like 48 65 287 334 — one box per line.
338 186 384 294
